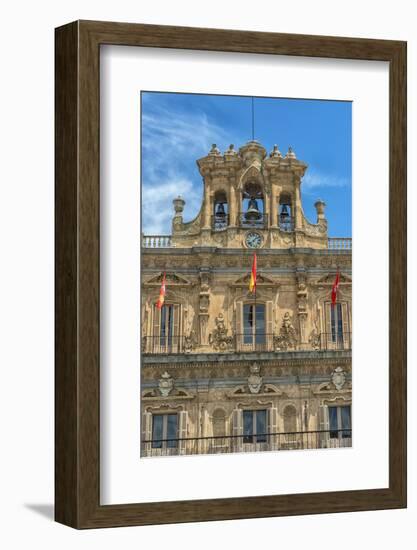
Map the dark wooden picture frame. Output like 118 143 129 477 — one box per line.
55 20 407 529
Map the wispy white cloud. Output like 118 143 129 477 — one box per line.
141 101 234 234
302 170 350 194
141 176 202 235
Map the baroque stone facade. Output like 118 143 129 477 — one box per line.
141 140 352 457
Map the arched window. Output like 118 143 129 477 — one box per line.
213 190 228 231
279 193 293 232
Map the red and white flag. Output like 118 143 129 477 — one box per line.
156 272 166 309
331 271 340 306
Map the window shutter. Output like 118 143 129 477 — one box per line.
173 303 182 352
318 404 330 449
325 303 332 347
153 305 161 353
178 410 188 455
232 408 243 451
266 300 273 351
235 301 243 351
142 411 152 456
342 302 350 348
268 407 278 449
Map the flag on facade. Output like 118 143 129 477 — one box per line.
156 272 166 309
249 253 257 294
331 271 340 306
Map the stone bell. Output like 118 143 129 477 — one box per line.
245 197 262 221
215 202 226 219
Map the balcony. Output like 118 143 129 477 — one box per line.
328 237 352 250
142 235 172 248
141 234 352 249
141 429 352 457
142 332 351 355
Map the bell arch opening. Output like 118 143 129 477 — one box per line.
278 192 294 232
241 181 266 228
213 190 228 231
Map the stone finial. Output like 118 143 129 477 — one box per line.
225 144 237 156
208 143 221 156
286 146 296 159
270 144 282 158
173 195 185 215
314 199 326 220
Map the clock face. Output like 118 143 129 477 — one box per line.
245 232 263 249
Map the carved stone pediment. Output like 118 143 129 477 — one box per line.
144 272 192 286
231 273 277 287
315 272 352 285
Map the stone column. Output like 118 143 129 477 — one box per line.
203 177 212 230
294 174 302 230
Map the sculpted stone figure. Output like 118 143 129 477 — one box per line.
209 313 234 351
274 312 298 351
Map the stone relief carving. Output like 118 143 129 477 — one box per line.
158 371 174 397
308 324 321 351
209 313 234 351
184 330 197 353
274 312 298 351
331 366 346 390
247 362 263 394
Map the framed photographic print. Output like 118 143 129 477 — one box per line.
55 20 406 528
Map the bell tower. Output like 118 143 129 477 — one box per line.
171 140 328 250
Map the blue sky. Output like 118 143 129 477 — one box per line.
141 92 351 237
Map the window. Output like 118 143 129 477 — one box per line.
328 405 351 439
152 303 182 353
243 303 265 345
325 301 350 350
330 303 344 344
160 304 174 346
243 409 267 443
151 413 178 449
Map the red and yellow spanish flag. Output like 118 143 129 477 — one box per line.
249 253 257 294
331 270 340 306
156 272 166 309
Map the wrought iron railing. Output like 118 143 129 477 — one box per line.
142 332 351 355
234 333 275 352
142 335 187 354
211 214 229 231
328 237 352 250
237 212 268 228
319 332 351 351
141 429 352 457
278 216 295 232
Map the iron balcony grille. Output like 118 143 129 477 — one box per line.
238 212 269 228
319 332 352 351
211 214 229 231
141 429 352 457
142 332 351 354
278 215 295 232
